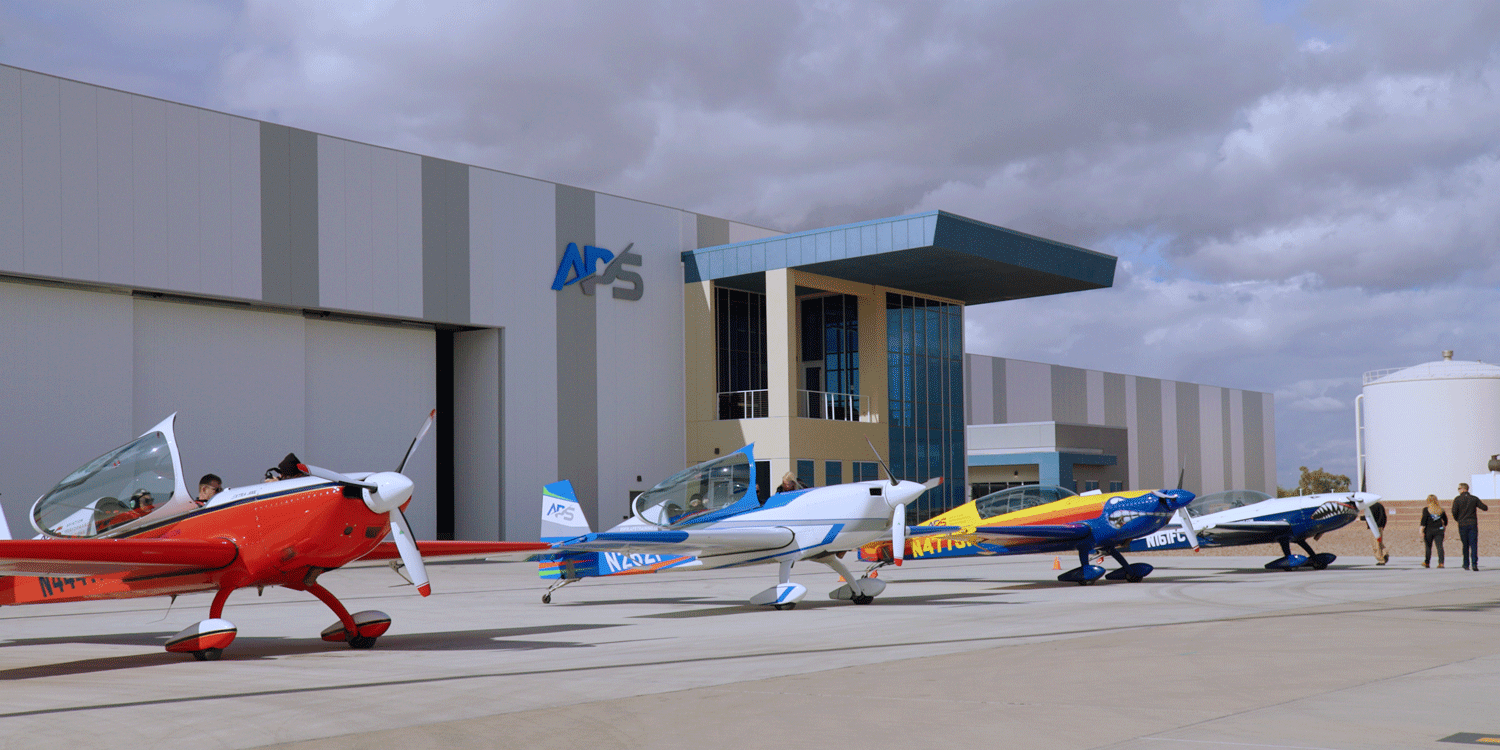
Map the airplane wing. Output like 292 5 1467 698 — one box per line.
0 538 240 577
550 527 796 557
356 540 555 564
1208 521 1293 534
964 523 1094 543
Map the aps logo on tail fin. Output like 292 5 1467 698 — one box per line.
541 480 591 542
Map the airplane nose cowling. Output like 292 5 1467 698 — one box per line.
884 480 928 510
362 472 415 514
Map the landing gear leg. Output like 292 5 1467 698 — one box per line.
543 577 578 604
165 587 238 660
1102 547 1154 583
305 580 391 649
1265 539 1309 570
816 553 886 605
750 559 808 609
1297 540 1336 570
1058 547 1107 585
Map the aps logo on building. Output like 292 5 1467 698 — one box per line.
551 242 643 301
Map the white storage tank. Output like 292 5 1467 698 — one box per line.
1359 351 1500 501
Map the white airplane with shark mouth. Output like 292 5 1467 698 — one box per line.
537 445 941 609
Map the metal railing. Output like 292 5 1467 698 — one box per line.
798 390 863 421
718 389 768 420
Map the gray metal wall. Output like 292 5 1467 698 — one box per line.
0 280 438 536
965 353 1276 494
0 63 773 540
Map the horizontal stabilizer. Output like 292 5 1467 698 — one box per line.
1211 521 1293 533
355 540 553 566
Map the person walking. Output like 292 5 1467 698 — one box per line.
1420 494 1447 568
1452 483 1489 571
1368 500 1389 564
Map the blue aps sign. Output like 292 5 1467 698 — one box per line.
551 242 643 301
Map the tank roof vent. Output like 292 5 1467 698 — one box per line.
1443 350 1454 361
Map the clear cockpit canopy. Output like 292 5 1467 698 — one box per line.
1185 489 1272 517
634 449 753 528
973 484 1078 519
32 431 181 538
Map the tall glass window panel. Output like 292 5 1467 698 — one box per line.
887 293 965 520
715 286 767 419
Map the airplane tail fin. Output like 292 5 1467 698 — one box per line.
541 480 591 542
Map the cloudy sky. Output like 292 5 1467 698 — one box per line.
3 0 1497 487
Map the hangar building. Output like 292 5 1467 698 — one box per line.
0 63 1273 538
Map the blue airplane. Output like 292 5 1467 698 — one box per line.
1126 489 1383 569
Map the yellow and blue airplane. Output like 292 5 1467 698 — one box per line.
858 484 1196 584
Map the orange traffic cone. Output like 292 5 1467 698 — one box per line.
1052 556 1061 570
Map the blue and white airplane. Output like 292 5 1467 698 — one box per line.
1127 489 1383 569
536 445 941 609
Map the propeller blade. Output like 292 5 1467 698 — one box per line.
865 437 898 486
1174 508 1200 552
388 508 430 596
1362 502 1382 542
891 502 906 566
298 463 378 492
397 409 437 474
921 477 943 491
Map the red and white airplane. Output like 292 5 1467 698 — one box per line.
0 412 548 660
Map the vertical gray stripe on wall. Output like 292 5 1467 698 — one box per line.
991 358 1007 424
1050 365 1087 424
1103 372 1126 428
422 157 470 324
963 355 973 425
1221 389 1233 492
555 184 599 526
1242 391 1265 492
696 214 730 249
1176 382 1201 492
286 128 319 308
1135 377 1163 489
259 123 290 305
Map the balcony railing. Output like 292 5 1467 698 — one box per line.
718 389 768 420
798 390 863 421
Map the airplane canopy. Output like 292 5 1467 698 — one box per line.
633 446 756 528
32 416 195 538
1186 489 1273 517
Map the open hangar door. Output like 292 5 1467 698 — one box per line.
131 297 439 538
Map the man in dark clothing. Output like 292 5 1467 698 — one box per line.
1452 483 1489 571
1368 501 1389 564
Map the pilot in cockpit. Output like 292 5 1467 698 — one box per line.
196 474 223 505
128 488 156 513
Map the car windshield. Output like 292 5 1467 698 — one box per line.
634 451 753 528
974 484 1078 519
32 432 180 537
1186 489 1273 517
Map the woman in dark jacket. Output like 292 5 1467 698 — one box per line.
1420 494 1448 568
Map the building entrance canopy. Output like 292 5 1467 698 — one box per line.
682 211 1116 304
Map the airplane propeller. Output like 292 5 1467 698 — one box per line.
865 438 942 564
297 410 439 597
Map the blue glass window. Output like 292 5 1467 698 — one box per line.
886 293 965 520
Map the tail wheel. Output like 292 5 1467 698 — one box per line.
773 602 797 611
348 635 377 650
851 595 874 605
192 648 223 662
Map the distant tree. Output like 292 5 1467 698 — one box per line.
1288 466 1351 496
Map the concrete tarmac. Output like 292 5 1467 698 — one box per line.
1 554 1497 749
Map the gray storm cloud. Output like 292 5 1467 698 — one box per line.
1 0 1497 486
